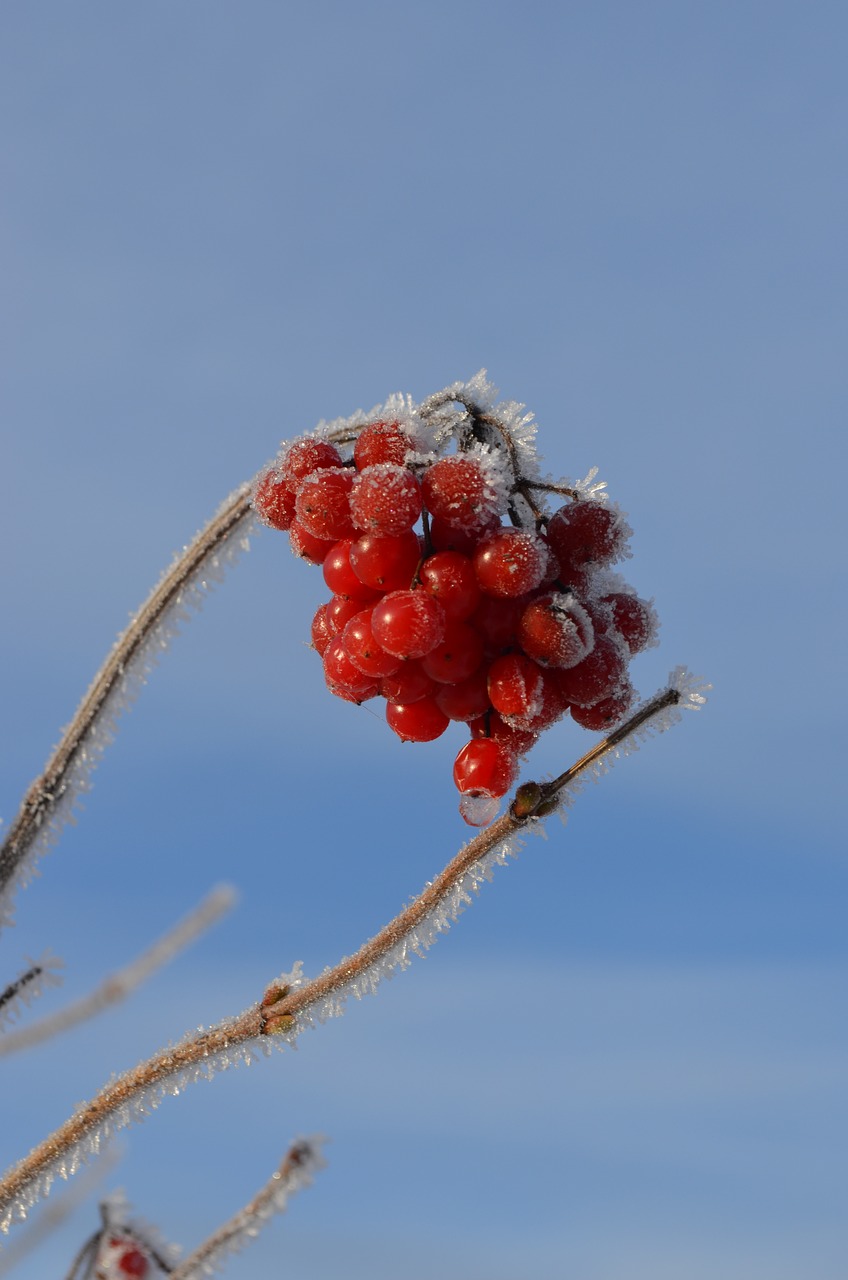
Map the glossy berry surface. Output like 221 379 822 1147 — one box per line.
453 738 518 798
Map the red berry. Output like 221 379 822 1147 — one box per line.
295 468 356 541
546 501 628 570
429 512 501 555
326 593 362 635
487 653 546 722
471 594 525 650
517 592 594 669
453 738 518 798
288 520 336 565
473 528 546 598
386 696 450 743
421 456 501 532
354 420 413 470
322 539 381 601
371 590 446 660
418 551 481 621
323 635 378 697
380 660 438 705
349 529 421 591
600 591 655 654
281 438 343 482
342 608 402 678
350 463 423 536
310 602 333 655
435 670 492 722
470 711 538 758
421 620 484 684
253 469 296 531
570 683 635 730
554 633 627 707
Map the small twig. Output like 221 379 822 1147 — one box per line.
0 487 255 928
0 1148 121 1278
169 1138 325 1279
0 886 237 1058
0 955 63 1031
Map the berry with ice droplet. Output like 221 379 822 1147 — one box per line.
453 738 518 798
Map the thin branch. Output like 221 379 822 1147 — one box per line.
169 1138 325 1279
0 886 237 1058
0 672 706 1233
0 1148 121 1279
0 954 63 1031
0 487 255 928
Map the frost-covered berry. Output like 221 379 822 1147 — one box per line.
422 456 501 532
350 463 423 536
354 419 414 470
295 468 356 541
473 528 547 599
546 500 628 569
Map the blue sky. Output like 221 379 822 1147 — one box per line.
1 3 846 1276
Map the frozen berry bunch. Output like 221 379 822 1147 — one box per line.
253 382 657 827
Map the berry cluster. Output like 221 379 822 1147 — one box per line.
253 393 656 827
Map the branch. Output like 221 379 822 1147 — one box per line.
169 1138 325 1279
0 487 256 930
0 670 706 1236
0 886 237 1057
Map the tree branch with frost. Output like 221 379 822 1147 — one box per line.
0 487 254 930
0 886 236 1058
168 1137 325 1280
0 671 706 1235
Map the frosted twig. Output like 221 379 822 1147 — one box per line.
0 1148 121 1278
169 1138 325 1279
0 487 256 930
0 886 237 1058
0 953 63 1031
0 670 705 1234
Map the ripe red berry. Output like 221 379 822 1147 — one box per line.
371 590 446 660
429 512 501 555
434 670 491 722
453 738 518 798
322 539 381 601
354 420 413 470
253 469 296 531
386 696 450 742
281 438 343 482
342 608 402 678
349 529 421 591
554 633 627 707
421 456 501 532
288 520 336 565
323 635 379 697
600 591 656 654
546 500 628 570
310 602 333 655
517 592 594 669
104 1238 150 1279
570 683 635 730
418 551 481 621
487 653 546 722
420 620 484 684
380 660 438 705
295 468 356 541
473 529 546 598
350 463 423 536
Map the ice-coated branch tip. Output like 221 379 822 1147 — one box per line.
169 1137 326 1279
0 886 237 1057
0 487 256 932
